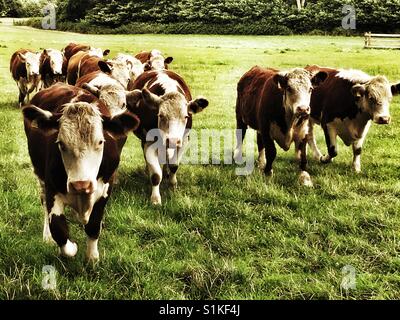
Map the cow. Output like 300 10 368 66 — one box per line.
67 47 110 85
234 66 328 186
10 49 42 106
128 70 209 205
23 83 140 261
303 65 400 173
63 42 110 68
135 49 173 71
76 71 139 117
78 59 131 89
114 53 145 88
39 49 66 88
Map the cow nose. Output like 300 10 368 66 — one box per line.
70 181 93 194
377 116 390 124
296 106 310 115
166 138 182 148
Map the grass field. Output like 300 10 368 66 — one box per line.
1 21 400 300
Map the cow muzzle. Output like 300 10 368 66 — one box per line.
295 106 310 116
166 137 182 149
374 115 391 125
69 180 94 194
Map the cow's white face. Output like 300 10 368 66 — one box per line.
115 54 145 82
352 76 396 124
20 51 41 77
99 60 131 89
275 68 327 119
141 89 208 150
45 49 64 75
56 103 105 195
88 47 104 58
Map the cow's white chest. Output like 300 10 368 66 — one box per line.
59 178 109 224
270 120 309 151
332 114 371 146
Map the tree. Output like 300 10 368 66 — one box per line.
296 0 306 10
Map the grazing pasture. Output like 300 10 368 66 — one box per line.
1 21 400 299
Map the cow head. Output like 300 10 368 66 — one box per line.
144 55 174 71
274 68 327 119
43 49 64 75
82 82 127 116
351 76 400 124
88 47 106 58
140 88 208 148
115 53 145 83
19 51 41 77
23 103 139 222
98 60 131 89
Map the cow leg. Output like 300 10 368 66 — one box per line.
18 90 26 107
39 180 53 243
168 134 189 189
298 138 313 187
262 131 276 177
257 132 266 170
47 194 77 257
306 119 323 160
233 116 247 162
320 122 337 164
352 121 370 173
84 186 111 262
144 142 163 205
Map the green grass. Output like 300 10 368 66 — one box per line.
1 22 400 300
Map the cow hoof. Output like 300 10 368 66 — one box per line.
60 240 78 258
320 155 332 164
299 171 313 187
86 250 100 262
43 234 55 244
265 169 274 177
151 195 162 205
233 149 243 163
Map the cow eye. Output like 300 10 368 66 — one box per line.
57 141 66 151
185 115 190 119
98 140 104 146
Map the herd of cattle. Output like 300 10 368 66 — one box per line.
9 43 400 261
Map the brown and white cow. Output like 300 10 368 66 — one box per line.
235 66 327 186
114 53 145 87
128 70 208 204
67 47 110 85
304 65 400 172
78 59 131 89
135 49 173 71
63 42 110 71
24 83 140 261
10 49 42 106
39 49 66 88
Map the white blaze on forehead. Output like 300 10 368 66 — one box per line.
336 69 371 83
89 73 120 87
150 49 163 57
151 72 179 93
24 52 41 74
46 49 63 73
88 47 103 58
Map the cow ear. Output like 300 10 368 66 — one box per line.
311 71 328 87
22 105 60 130
164 57 173 65
351 84 366 99
188 97 209 114
103 111 140 137
82 83 100 97
144 62 151 71
43 49 49 56
142 88 161 109
98 60 112 74
18 53 27 62
126 89 142 109
103 49 110 56
273 73 288 90
391 83 400 96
